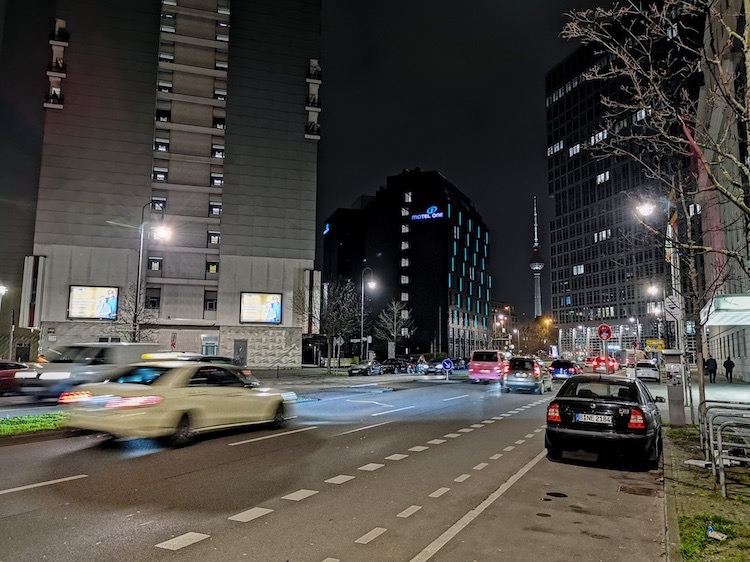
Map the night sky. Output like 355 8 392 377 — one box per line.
318 1 603 319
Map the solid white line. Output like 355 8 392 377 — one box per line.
347 400 393 407
338 421 391 435
398 505 422 518
372 406 415 417
355 527 387 544
442 394 469 402
155 532 209 551
0 474 88 496
410 450 547 562
229 507 273 523
229 426 317 446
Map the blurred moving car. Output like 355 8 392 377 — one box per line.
60 361 296 446
633 361 661 382
592 356 620 373
0 361 30 396
469 349 505 383
347 360 382 376
142 351 238 366
502 357 553 394
381 357 410 374
548 359 583 380
545 374 665 467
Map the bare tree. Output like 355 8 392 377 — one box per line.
373 300 415 353
102 282 160 343
563 0 750 412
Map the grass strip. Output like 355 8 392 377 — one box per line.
0 413 69 437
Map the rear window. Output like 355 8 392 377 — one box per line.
509 359 535 371
559 380 637 401
472 352 499 362
636 362 656 368
108 366 172 385
551 360 573 368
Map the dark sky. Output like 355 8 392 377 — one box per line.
318 1 603 319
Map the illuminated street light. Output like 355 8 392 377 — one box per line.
513 328 520 353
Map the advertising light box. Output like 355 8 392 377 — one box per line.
240 292 282 324
68 286 119 320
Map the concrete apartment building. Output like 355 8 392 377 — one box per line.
0 0 321 367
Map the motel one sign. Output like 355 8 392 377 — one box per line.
411 205 444 221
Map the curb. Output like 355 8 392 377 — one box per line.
0 429 77 447
663 433 683 561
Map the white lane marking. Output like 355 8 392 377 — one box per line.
525 434 535 438
454 474 471 482
534 428 543 433
458 428 474 433
501 413 512 417
372 406 415 417
515 440 526 445
473 463 489 471
409 450 547 562
155 532 209 551
444 433 461 438
325 475 355 485
282 489 319 501
322 558 340 562
503 446 515 452
429 487 450 498
409 446 429 452
347 400 393 407
398 505 422 518
443 394 469 402
386 453 409 461
0 474 88 496
490 454 503 460
229 426 317 446
358 463 385 472
355 527 387 544
229 507 273 523
427 439 446 445
509 410 521 414
470 424 484 429
491 416 504 420
338 421 391 435
481 420 495 424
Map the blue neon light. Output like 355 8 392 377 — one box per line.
411 205 445 221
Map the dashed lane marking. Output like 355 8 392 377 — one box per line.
503 446 515 452
491 416 504 420
525 434 535 438
429 487 450 498
473 463 489 471
228 507 273 523
408 446 429 452
515 440 526 445
500 413 512 417
338 421 392 435
0 474 88 496
490 454 503 460
458 428 474 433
470 424 484 428
481 420 495 424
372 406 415 417
398 505 422 518
444 433 461 438
358 463 385 471
322 558 340 562
442 394 469 401
155 532 209 551
427 439 446 445
454 474 471 482
534 428 543 433
355 527 387 544
229 426 317 446
385 453 409 461
325 475 355 485
282 489 319 501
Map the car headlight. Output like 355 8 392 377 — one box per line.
39 371 72 380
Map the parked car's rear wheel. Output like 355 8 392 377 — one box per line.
170 414 195 447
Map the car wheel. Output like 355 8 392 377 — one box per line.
503 386 511 393
170 414 195 447
272 403 286 429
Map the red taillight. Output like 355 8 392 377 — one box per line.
58 391 92 404
534 365 541 377
104 395 164 409
628 408 646 429
568 368 575 374
503 364 510 374
547 404 561 423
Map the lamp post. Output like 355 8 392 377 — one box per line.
648 284 667 347
0 285 6 359
133 202 169 342
360 266 376 359
513 328 520 354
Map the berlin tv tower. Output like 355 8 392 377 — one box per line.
529 196 545 318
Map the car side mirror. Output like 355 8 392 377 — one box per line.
654 396 666 403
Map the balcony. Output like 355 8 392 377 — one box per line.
306 67 322 84
305 95 321 112
305 122 321 140
47 60 67 78
43 92 64 109
49 29 69 46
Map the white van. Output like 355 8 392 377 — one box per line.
17 342 162 400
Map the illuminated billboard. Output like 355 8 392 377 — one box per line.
68 286 119 320
240 292 282 324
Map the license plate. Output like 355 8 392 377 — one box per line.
575 413 612 424
514 373 528 378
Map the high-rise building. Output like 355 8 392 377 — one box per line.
1 0 321 367
322 169 492 358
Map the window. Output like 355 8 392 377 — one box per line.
214 88 227 101
154 137 170 152
401 241 409 250
148 257 163 271
204 290 218 311
213 117 225 129
573 264 584 276
206 261 219 275
159 52 174 63
156 109 171 123
215 59 228 70
210 173 224 186
207 231 221 245
404 191 412 203
400 257 410 267
666 23 678 39
158 80 172 93
152 167 168 182
401 207 409 217
401 292 409 301
212 144 225 158
569 143 581 156
150 197 166 212
401 224 409 234
596 171 610 184
209 202 222 216
145 288 161 309
634 108 648 122
401 275 409 284
216 33 229 42
590 129 608 145
546 140 564 156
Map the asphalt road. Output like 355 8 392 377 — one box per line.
0 379 666 561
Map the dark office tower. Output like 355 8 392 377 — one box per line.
322 169 492 359
2 0 321 366
545 46 667 359
529 196 544 319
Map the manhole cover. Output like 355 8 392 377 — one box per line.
619 485 659 497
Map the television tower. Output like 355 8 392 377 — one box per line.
529 196 545 318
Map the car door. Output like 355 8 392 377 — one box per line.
186 366 247 428
206 367 269 425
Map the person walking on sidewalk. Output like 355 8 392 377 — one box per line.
706 355 718 383
723 356 735 383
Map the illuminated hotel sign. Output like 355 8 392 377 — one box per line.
411 205 444 221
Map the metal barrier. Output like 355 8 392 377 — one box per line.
698 400 750 455
704 407 750 473
716 420 750 498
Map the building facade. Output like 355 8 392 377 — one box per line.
322 169 492 359
2 0 321 367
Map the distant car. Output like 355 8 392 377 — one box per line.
381 358 409 374
60 362 296 446
548 359 583 380
425 360 446 374
0 361 29 395
592 356 620 373
633 362 661 382
347 361 382 376
545 374 665 468
502 357 553 394
469 349 505 383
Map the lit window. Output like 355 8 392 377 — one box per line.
154 137 170 152
148 257 163 271
400 275 409 284
216 33 229 42
590 129 608 145
401 292 409 302
215 60 228 70
159 52 174 63
213 117 225 129
152 167 168 182
666 23 678 39
206 261 219 275
210 173 224 186
209 202 222 216
404 191 412 203
160 24 176 33
214 88 227 101
207 231 221 245
158 80 172 93
212 144 225 158
150 197 166 212
596 171 610 184
569 143 581 156
400 258 410 267
401 224 409 233
546 140 564 156
401 207 409 217
401 241 409 250
573 264 584 276
156 109 171 122
634 108 647 122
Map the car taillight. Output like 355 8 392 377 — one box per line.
104 396 164 409
503 364 509 374
568 368 575 374
628 408 646 429
534 365 541 377
58 391 92 404
547 404 561 423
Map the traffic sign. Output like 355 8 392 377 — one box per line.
645 339 664 351
597 323 613 341
442 359 454 371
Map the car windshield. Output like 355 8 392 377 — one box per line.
45 345 97 364
552 360 572 368
636 362 656 368
559 380 637 401
107 366 172 385
473 352 498 362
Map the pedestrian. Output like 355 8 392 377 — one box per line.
706 354 718 383
723 356 735 383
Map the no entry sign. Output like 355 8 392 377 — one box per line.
597 323 613 341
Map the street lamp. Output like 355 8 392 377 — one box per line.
360 266 376 359
0 285 6 359
513 328 520 353
133 202 169 342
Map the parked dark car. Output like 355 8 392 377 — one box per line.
381 358 409 374
548 359 583 380
545 374 665 468
347 361 382 376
